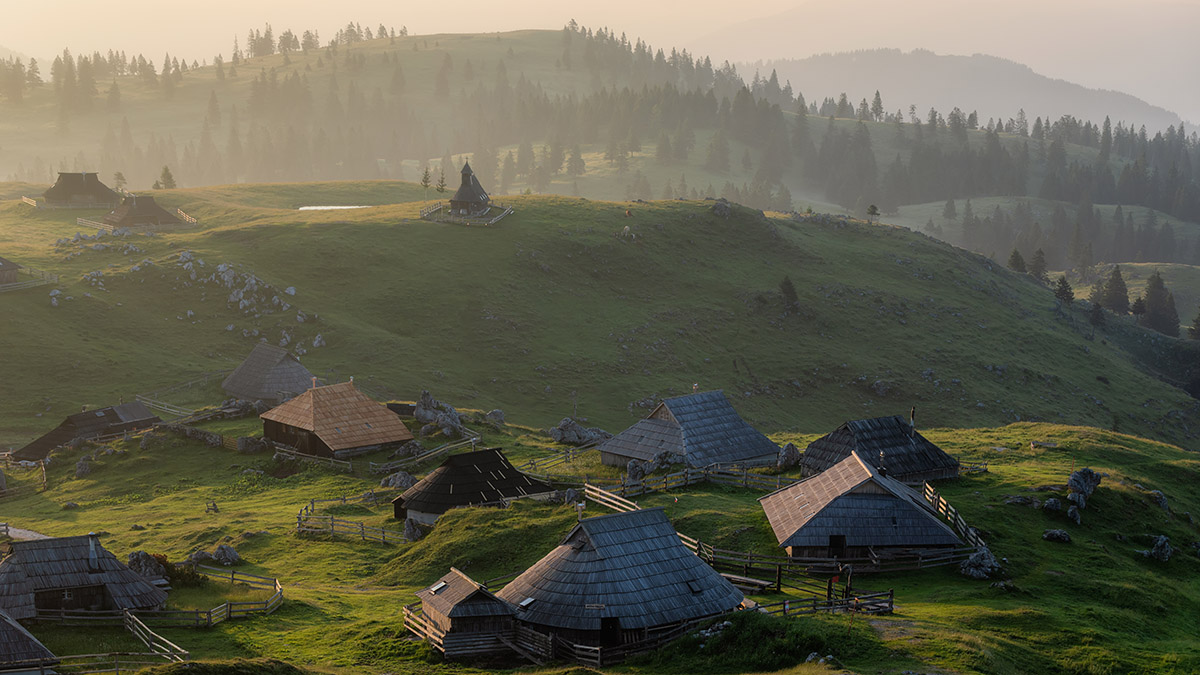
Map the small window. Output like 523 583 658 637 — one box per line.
365 422 373 429
334 427 342 434
518 597 536 609
686 580 702 594
430 581 447 594
62 590 74 601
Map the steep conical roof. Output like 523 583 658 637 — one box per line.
394 448 554 515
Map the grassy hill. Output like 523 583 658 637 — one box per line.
0 183 1198 452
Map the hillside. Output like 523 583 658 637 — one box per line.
1 183 1198 452
744 50 1181 132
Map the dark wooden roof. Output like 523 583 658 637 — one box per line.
760 452 962 549
0 535 168 620
103 195 181 227
496 508 743 632
260 382 413 451
222 343 316 403
416 568 513 619
394 448 554 515
801 416 959 482
0 607 56 667
42 172 119 204
0 256 19 273
599 390 778 467
450 161 490 206
14 402 160 461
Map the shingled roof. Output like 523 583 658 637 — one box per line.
450 161 490 207
801 415 959 483
0 535 168 621
598 390 778 467
0 256 19 274
103 195 182 228
222 343 317 404
496 509 743 633
0 607 56 668
14 402 160 461
760 452 962 550
42 172 119 205
395 448 554 516
416 568 513 620
261 381 413 452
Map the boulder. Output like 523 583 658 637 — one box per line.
404 518 425 542
626 460 646 483
959 546 1001 579
187 550 215 564
62 501 79 510
1140 535 1173 562
1042 529 1071 543
485 409 506 425
139 432 163 450
777 442 801 470
127 551 167 580
380 471 418 490
1149 490 1169 512
131 524 146 531
212 544 242 566
75 457 92 478
547 417 612 446
1067 468 1102 509
1067 505 1082 525
389 440 425 459
710 198 733 218
1042 497 1062 513
561 487 580 505
237 437 268 454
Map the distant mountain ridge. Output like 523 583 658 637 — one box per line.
0 44 34 62
744 49 1181 131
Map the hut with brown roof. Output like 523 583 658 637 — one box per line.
760 452 962 561
801 414 959 483
41 173 120 208
392 448 555 524
260 381 413 458
222 343 317 405
14 402 160 461
0 607 56 672
411 568 515 657
449 161 491 216
0 257 19 285
495 508 744 647
597 390 778 468
0 534 167 621
102 195 182 230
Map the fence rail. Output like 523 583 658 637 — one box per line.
21 196 37 207
273 444 354 472
758 590 894 616
517 439 600 472
296 514 409 544
0 264 58 294
924 483 987 548
369 428 480 474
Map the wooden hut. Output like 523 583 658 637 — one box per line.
801 414 959 483
0 257 19 285
102 195 182 230
598 390 778 468
0 534 167 621
412 568 515 657
221 343 317 405
0 608 56 672
496 509 744 647
448 161 491 216
13 402 160 461
392 448 555 524
41 173 119 208
260 381 413 458
759 452 962 561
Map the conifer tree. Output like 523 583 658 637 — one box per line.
779 275 798 309
1188 308 1200 340
158 165 176 189
435 167 446 193
420 165 431 199
942 199 956 220
1142 271 1180 336
1007 249 1026 273
1100 265 1130 314
1054 276 1074 311
1029 249 1049 283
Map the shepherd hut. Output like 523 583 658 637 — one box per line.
222 343 317 405
392 448 555 524
13 402 160 461
0 257 19 285
759 451 962 561
102 195 182 230
260 381 413 458
411 568 515 657
496 508 744 647
41 173 120 208
0 534 168 621
801 413 959 483
597 390 778 468
449 161 491 216
0 608 56 672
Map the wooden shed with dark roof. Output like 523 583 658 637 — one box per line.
760 452 962 561
102 195 182 230
260 381 413 458
222 343 317 405
0 607 56 672
495 508 744 647
392 448 555 524
412 568 515 657
0 534 167 621
14 402 160 461
0 257 19 285
801 415 959 483
42 173 120 208
449 161 490 216
598 390 778 468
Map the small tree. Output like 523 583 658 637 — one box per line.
420 165 431 199
1007 249 1027 273
866 204 879 224
1089 302 1106 335
779 275 798 310
435 167 446 193
1188 308 1200 340
1131 296 1146 322
1054 275 1074 312
157 165 176 189
1029 249 1049 283
1100 265 1130 314
112 171 127 190
942 199 957 220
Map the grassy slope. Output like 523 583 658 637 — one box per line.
1 187 1198 450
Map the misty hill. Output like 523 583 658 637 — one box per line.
746 49 1182 132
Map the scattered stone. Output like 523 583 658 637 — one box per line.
187 550 215 564
1042 497 1062 513
312 334 325 348
212 544 242 566
130 524 146 531
414 390 465 437
127 551 167 580
1149 490 1169 512
62 501 79 510
241 468 263 476
388 440 425 459
547 417 611 446
1067 505 1082 525
485 409 506 426
284 286 296 296
1042 529 1071 543
710 198 732 218
1004 495 1037 507
777 442 801 470
380 471 418 490
959 546 1001 579
1067 468 1101 509
75 457 92 478
560 487 579 505
139 432 164 450
626 459 645 483
404 517 425 542
1140 535 1173 562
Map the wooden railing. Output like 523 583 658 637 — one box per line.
419 202 444 218
77 217 107 229
923 483 987 548
517 439 601 472
176 208 198 224
0 265 58 293
123 611 188 661
296 514 408 544
369 428 480 474
0 522 7 537
20 196 38 207
757 590 894 616
273 445 354 472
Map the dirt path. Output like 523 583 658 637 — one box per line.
4 525 49 540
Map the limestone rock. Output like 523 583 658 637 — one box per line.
485 409 506 425
380 471 418 490
627 459 645 483
547 417 611 446
62 501 80 510
127 551 167 580
1042 529 1071 543
1140 535 1173 562
389 440 425 459
1067 505 1082 525
187 550 215 564
710 198 732 218
1067 468 1102 509
404 518 425 542
75 457 92 478
212 544 242 566
777 442 801 470
1149 490 1169 512
959 546 1001 579
1042 497 1062 513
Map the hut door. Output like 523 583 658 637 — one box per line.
600 617 622 647
828 535 846 558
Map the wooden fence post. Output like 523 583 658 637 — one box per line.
329 517 334 537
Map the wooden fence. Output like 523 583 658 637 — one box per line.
368 428 480 475
123 611 188 661
419 202 444 218
20 196 37 207
135 369 232 418
517 439 600 473
757 590 894 617
924 483 987 548
296 515 408 544
273 445 354 472
0 265 58 293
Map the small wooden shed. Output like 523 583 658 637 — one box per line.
449 161 491 216
0 534 167 620
760 451 962 560
260 381 413 458
222 343 317 405
598 390 778 468
42 173 119 208
392 448 555 524
802 414 959 483
0 257 19 285
496 508 744 647
413 568 515 657
102 195 182 230
14 402 161 461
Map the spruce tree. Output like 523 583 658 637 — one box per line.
1142 271 1180 337
1089 302 1105 335
1007 249 1026 273
1188 308 1200 340
942 199 956 220
158 165 176 189
779 276 798 309
420 165 431 199
435 167 446 193
1054 275 1074 309
1100 265 1130 314
1029 249 1049 283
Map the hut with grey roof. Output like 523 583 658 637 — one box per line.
0 534 167 621
102 195 183 230
222 343 317 405
41 172 120 208
392 448 555 524
597 390 778 468
0 257 19 285
760 451 962 561
14 402 160 461
410 568 515 658
801 413 959 483
0 607 57 672
496 508 744 647
449 161 491 216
